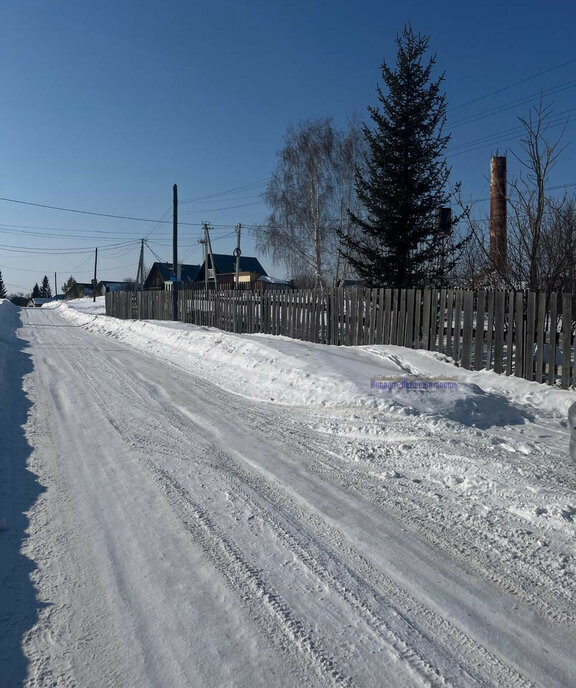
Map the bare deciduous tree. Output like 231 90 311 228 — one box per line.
454 101 575 293
507 100 569 291
256 118 362 286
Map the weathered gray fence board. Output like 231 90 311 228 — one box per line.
453 291 463 362
549 293 558 386
474 290 485 370
562 293 572 389
445 288 454 358
461 291 474 370
525 292 536 381
485 290 495 370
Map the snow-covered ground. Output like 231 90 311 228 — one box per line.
1 296 575 686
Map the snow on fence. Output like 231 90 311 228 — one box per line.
105 287 576 389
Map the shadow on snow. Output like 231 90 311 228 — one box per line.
0 302 47 686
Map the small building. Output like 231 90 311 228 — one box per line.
74 283 96 296
255 275 291 291
27 298 57 308
143 263 201 291
95 280 130 295
195 254 267 287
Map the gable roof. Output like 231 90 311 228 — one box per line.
147 262 202 282
213 253 266 275
28 297 56 305
198 254 267 278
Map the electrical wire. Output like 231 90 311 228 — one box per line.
451 80 576 128
447 111 576 157
449 58 576 112
0 196 203 226
179 180 269 204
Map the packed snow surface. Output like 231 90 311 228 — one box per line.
1 296 575 687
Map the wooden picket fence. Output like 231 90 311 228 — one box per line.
105 287 576 388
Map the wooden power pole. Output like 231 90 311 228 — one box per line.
234 223 242 289
92 247 98 302
203 222 218 290
172 184 178 321
136 239 145 290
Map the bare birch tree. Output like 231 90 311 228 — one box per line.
256 118 362 286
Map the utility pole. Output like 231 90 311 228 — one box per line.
234 223 242 289
202 222 218 290
172 184 178 321
54 272 57 298
199 235 208 290
136 238 145 290
92 247 98 302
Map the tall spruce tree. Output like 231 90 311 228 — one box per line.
341 25 462 288
40 275 52 298
0 270 6 298
31 283 41 298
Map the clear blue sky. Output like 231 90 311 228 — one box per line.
0 0 574 294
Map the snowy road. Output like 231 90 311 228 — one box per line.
2 303 576 687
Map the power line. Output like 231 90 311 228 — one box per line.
0 195 204 226
450 79 576 129
179 180 269 204
179 201 264 214
0 221 147 236
447 110 576 157
0 239 137 256
449 58 576 112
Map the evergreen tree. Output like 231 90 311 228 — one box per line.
0 270 6 299
341 25 463 288
40 275 52 298
62 276 84 299
31 283 41 298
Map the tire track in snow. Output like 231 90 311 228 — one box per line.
301 412 576 629
66 342 534 687
142 457 352 687
61 346 351 687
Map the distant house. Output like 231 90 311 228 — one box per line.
94 280 132 295
143 263 202 291
27 297 56 308
74 283 95 296
255 275 291 291
144 263 200 291
195 254 267 287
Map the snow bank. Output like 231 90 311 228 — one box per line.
49 298 575 429
0 298 18 330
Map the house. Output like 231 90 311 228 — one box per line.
143 263 202 291
95 280 130 295
27 297 57 307
195 254 267 287
254 275 291 291
75 283 96 296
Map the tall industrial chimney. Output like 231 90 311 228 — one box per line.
489 156 507 273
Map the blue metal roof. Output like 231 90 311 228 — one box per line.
150 263 202 282
208 254 267 275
